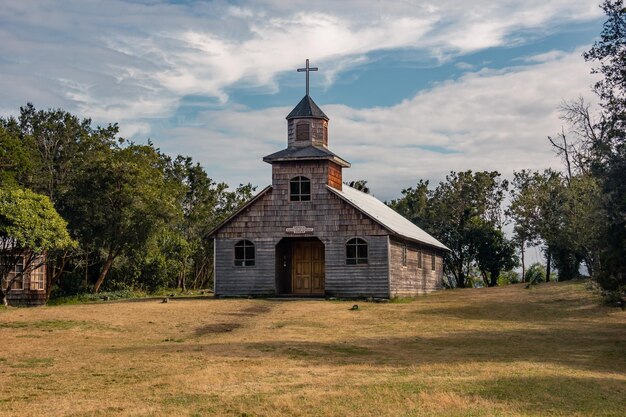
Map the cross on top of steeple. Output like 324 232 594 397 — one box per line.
297 59 318 96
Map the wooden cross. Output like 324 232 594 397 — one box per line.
297 59 318 96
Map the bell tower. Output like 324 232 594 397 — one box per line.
263 59 350 192
286 95 329 148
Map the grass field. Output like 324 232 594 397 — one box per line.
1 281 625 416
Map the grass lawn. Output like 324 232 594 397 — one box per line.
0 281 624 416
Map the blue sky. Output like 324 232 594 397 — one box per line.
0 0 605 201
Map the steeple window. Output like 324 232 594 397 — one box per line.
296 123 310 141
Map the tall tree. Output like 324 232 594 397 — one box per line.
391 172 511 288
582 0 626 290
473 226 518 287
65 143 179 292
509 170 567 282
0 122 34 187
388 180 430 226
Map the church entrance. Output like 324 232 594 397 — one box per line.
275 238 325 296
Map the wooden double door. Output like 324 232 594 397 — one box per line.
292 240 325 295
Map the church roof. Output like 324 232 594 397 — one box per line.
327 185 449 251
263 145 351 167
286 95 328 120
208 183 448 251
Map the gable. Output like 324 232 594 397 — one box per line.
212 184 388 240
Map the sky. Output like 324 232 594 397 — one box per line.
0 0 606 202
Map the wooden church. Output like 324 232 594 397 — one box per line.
210 60 448 298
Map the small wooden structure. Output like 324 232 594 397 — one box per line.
210 61 448 298
1 252 47 306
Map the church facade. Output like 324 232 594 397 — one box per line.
210 83 448 298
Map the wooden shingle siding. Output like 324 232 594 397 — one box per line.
327 161 342 190
215 160 391 297
324 235 389 298
214 95 448 298
389 238 444 297
288 119 328 148
215 238 276 295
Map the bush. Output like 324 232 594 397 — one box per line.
498 270 521 285
525 263 547 285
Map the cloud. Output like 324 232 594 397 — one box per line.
157 49 598 201
0 0 602 134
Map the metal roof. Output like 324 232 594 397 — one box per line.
327 185 449 251
286 95 328 120
263 145 351 167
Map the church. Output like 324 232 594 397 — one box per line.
209 60 448 298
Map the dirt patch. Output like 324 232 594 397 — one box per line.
195 322 241 335
222 304 272 317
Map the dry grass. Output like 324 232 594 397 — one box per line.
1 281 625 416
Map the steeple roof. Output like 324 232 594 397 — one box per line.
286 95 328 120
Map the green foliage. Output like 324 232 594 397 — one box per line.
389 171 516 288
525 263 547 285
582 1 626 291
46 290 148 305
0 187 76 304
1 103 257 298
345 179 370 194
0 122 34 186
0 187 75 252
388 180 429 225
497 270 521 286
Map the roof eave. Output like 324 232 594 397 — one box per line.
262 155 351 168
285 115 329 121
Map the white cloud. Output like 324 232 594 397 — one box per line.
157 50 598 201
0 0 602 132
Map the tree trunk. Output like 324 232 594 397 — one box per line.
46 253 68 301
520 241 526 282
94 252 115 293
489 269 500 287
481 271 489 287
1 289 8 307
545 248 552 282
458 270 466 288
84 251 89 289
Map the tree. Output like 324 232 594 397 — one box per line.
582 0 626 290
0 123 34 187
0 188 75 306
65 143 180 293
427 171 509 288
160 155 256 291
14 103 118 203
509 169 569 281
345 180 370 194
473 226 518 287
508 170 542 281
390 171 511 288
388 180 430 225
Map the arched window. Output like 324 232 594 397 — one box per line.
234 240 255 266
290 176 311 201
346 238 368 265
